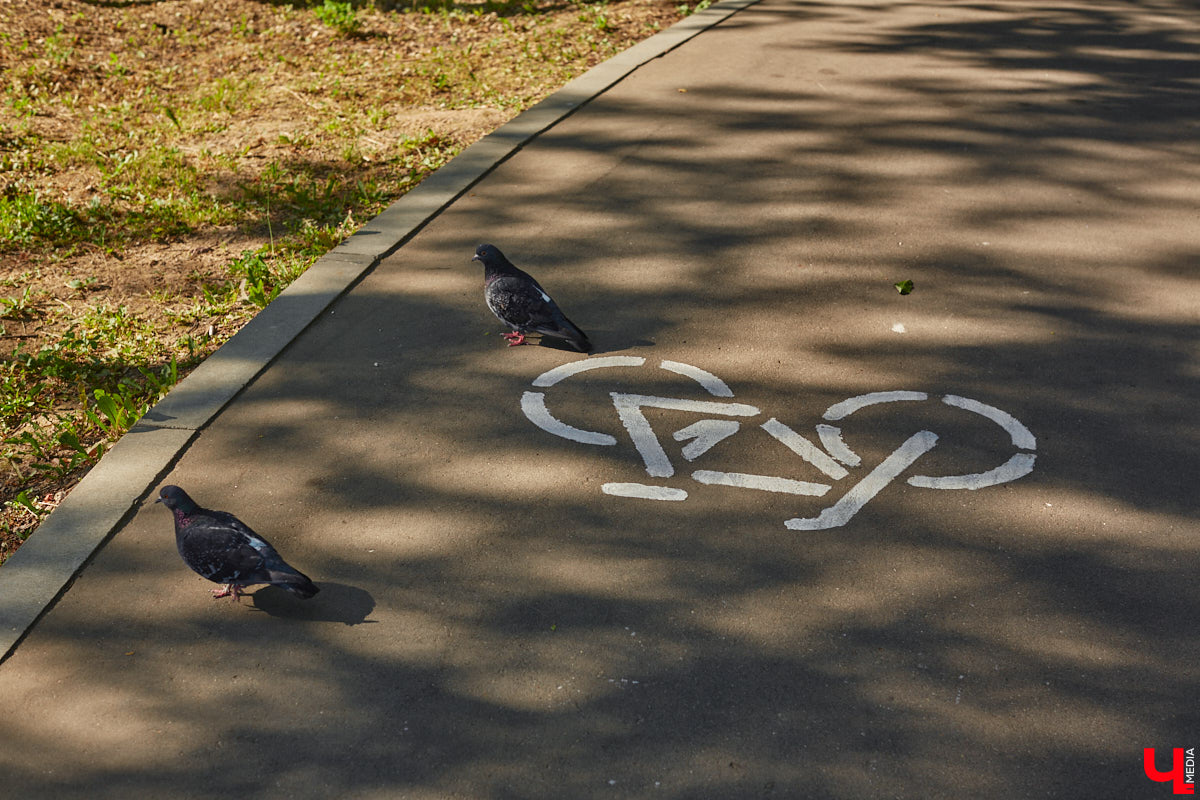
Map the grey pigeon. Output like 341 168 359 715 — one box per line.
472 243 591 352
156 485 319 601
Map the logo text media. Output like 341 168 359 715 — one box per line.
1145 748 1196 795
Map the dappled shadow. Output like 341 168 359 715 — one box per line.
1 0 1198 798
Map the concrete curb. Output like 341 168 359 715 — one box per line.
0 0 760 662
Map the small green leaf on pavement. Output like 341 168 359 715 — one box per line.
894 279 914 295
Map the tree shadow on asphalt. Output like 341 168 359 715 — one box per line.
2 0 1198 797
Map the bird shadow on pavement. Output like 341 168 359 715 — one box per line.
498 333 654 355
248 582 377 625
587 335 657 355
538 331 656 355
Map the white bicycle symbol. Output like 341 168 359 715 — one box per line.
521 356 1037 530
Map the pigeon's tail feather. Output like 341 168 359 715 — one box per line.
284 580 320 599
269 570 320 599
537 311 592 353
564 326 592 353
559 321 588 352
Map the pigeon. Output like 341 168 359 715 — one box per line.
156 485 319 601
472 243 592 352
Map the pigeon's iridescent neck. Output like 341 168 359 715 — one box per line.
173 508 192 527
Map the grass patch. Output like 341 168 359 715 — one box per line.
314 1 364 37
0 0 686 562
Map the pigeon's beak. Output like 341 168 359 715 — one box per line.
471 254 482 263
154 496 163 504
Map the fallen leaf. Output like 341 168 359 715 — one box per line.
894 279 914 295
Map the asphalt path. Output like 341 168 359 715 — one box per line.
1 0 1197 797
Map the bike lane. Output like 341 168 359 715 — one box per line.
1 0 1197 797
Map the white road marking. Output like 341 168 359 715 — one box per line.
785 430 939 530
823 391 928 421
521 391 617 446
659 360 735 397
761 418 850 480
523 358 1038 524
531 356 646 388
942 394 1037 450
602 483 689 501
692 470 831 496
673 419 742 461
610 394 760 416
610 393 759 478
908 452 1036 490
815 423 861 467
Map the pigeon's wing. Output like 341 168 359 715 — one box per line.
485 274 548 329
178 515 267 584
207 512 319 596
486 275 591 351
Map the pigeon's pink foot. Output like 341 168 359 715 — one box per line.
211 584 242 601
503 332 527 346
